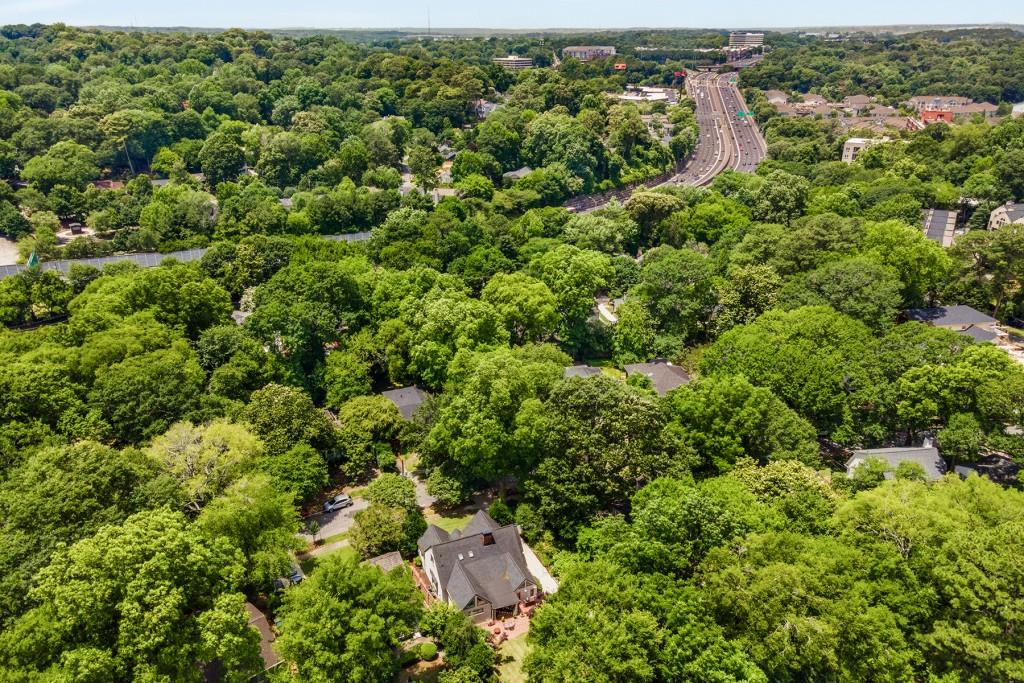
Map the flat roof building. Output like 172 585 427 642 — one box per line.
729 32 765 48
562 45 616 61
492 55 533 70
841 137 886 163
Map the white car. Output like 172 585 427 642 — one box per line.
323 494 353 513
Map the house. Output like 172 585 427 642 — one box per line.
907 95 972 111
905 305 998 339
846 446 945 481
382 386 429 420
363 551 405 573
502 166 533 185
564 365 602 379
763 90 789 105
624 359 690 396
921 208 957 248
841 94 875 111
244 602 282 672
988 202 1024 230
418 510 540 623
955 453 1020 485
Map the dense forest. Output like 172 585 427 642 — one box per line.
741 29 1024 104
0 23 1023 683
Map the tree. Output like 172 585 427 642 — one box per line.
89 340 206 444
701 306 877 440
480 272 560 344
199 131 245 187
334 395 403 478
422 345 568 485
790 256 904 331
751 170 809 225
260 443 329 504
196 475 300 590
242 383 337 457
146 420 263 512
0 201 30 238
0 509 256 682
634 245 716 344
274 553 421 683
666 375 820 474
324 350 373 410
714 264 782 333
0 441 163 627
21 140 99 192
524 375 688 540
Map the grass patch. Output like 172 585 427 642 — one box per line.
299 544 358 575
498 634 530 683
425 511 475 533
319 531 349 546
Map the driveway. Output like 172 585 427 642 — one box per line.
522 543 558 594
300 498 368 541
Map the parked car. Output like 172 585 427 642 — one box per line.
323 494 353 512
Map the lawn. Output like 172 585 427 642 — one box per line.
425 511 475 533
497 634 530 683
298 543 358 575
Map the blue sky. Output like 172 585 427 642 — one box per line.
1 0 1020 29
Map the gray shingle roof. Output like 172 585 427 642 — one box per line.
419 514 533 610
564 365 602 379
959 325 997 343
381 386 430 420
905 305 997 328
847 446 945 481
363 551 404 573
417 524 450 554
624 360 690 396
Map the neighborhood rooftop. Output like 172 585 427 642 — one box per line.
381 386 429 420
846 446 945 481
905 305 998 327
624 360 690 396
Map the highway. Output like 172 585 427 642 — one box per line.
675 71 767 183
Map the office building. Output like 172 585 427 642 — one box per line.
492 55 533 70
728 32 765 48
561 45 616 61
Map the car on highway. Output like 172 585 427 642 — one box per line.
323 493 353 512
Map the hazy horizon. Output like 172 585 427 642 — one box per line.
2 0 1021 31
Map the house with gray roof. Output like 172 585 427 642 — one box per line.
418 510 539 623
381 386 429 420
363 551 405 573
846 446 946 481
905 305 999 342
989 202 1024 230
564 365 602 379
624 359 690 396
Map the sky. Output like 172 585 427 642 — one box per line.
1 0 1021 30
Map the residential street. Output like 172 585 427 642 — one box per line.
299 497 368 541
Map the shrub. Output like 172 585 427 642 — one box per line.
417 642 438 661
488 499 514 526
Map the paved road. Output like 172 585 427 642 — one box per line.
713 73 768 173
300 497 369 542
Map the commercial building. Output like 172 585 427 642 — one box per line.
728 32 765 48
492 55 533 70
841 137 887 163
561 45 616 61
